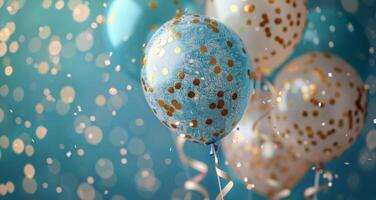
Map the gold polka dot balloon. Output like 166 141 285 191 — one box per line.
141 14 254 144
271 52 368 163
206 0 308 75
222 89 309 198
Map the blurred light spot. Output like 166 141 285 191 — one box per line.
12 138 24 154
24 164 35 179
341 0 359 13
128 138 145 155
13 87 24 102
22 177 37 194
76 31 93 51
73 4 90 22
36 125 48 140
95 158 114 179
4 65 13 76
109 127 127 147
85 126 103 145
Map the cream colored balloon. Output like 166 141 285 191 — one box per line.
271 52 368 163
222 89 309 198
206 0 307 75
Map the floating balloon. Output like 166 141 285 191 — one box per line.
271 52 368 163
206 0 308 75
141 14 254 144
222 89 309 198
293 6 371 79
104 0 205 80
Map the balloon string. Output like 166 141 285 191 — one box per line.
212 144 234 200
313 168 320 200
252 78 277 134
212 144 224 200
176 135 210 200
304 163 332 199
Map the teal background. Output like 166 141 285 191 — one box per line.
0 0 375 199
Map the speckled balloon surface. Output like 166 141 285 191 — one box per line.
271 52 368 162
141 14 254 144
206 0 308 75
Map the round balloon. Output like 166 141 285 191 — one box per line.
206 0 308 75
141 14 254 144
104 0 205 80
222 89 309 198
271 52 368 163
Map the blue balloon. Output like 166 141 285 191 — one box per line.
104 0 205 80
293 6 371 79
141 14 254 144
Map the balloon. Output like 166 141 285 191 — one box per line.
141 14 254 144
293 6 371 79
206 0 308 75
271 52 368 163
222 89 309 198
104 0 205 80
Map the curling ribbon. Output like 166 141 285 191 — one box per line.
176 135 210 200
212 144 234 200
304 163 333 199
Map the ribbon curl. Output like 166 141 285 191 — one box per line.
304 163 333 200
176 136 209 200
212 144 234 200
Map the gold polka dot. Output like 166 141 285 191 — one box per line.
148 2 157 9
200 46 207 53
209 57 217 65
174 82 182 89
214 66 221 74
209 103 216 109
168 87 174 93
178 72 185 79
226 41 233 48
217 100 225 109
227 74 233 81
188 91 195 98
227 60 234 67
221 109 228 116
193 79 200 86
244 4 255 13
217 91 224 97
190 120 197 127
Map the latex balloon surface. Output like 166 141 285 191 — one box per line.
271 52 368 162
141 14 254 144
222 89 310 198
206 0 308 75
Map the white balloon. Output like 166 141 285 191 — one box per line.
206 0 308 75
271 52 368 163
222 89 309 198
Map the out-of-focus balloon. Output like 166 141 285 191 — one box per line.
141 14 254 144
271 52 368 163
206 0 308 76
293 6 372 79
222 89 309 198
104 0 205 80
